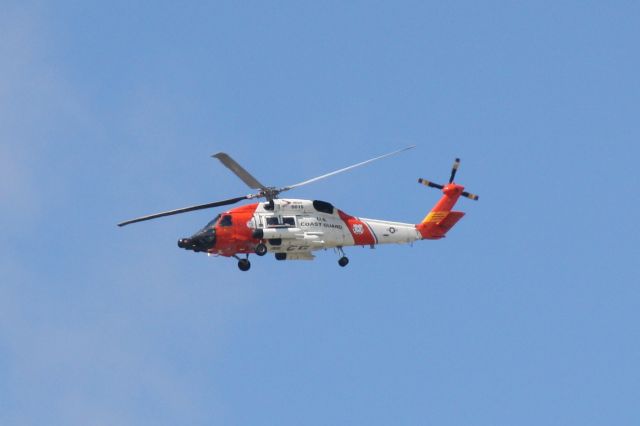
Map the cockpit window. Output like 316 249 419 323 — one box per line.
282 216 295 226
220 215 233 227
205 215 221 229
266 216 279 227
197 214 220 233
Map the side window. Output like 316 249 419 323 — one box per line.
313 200 334 214
282 216 295 226
220 215 233 227
266 216 279 227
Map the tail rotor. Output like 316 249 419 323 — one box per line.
418 158 479 201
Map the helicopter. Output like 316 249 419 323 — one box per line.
118 146 478 271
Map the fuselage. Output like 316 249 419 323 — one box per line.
179 198 423 260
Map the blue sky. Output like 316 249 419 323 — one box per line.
2 1 639 424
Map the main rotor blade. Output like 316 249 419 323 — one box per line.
281 145 416 192
212 152 267 190
449 158 460 183
117 195 249 227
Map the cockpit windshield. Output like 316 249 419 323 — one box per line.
200 214 221 232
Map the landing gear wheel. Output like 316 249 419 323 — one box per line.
338 256 349 267
255 243 267 256
238 258 251 271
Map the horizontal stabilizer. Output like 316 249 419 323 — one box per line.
417 211 465 239
436 211 465 233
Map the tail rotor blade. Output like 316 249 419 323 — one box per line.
418 178 444 190
449 158 460 183
461 191 479 201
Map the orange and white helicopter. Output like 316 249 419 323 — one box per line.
118 147 478 271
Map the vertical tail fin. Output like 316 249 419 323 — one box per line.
416 184 465 239
415 158 478 239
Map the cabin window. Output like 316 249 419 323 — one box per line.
282 216 296 226
313 200 334 214
220 215 233 227
266 216 280 227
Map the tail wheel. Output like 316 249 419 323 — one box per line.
338 256 349 267
238 259 251 271
255 243 267 256
275 253 287 261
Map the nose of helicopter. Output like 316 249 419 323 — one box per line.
177 238 192 249
177 229 217 252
